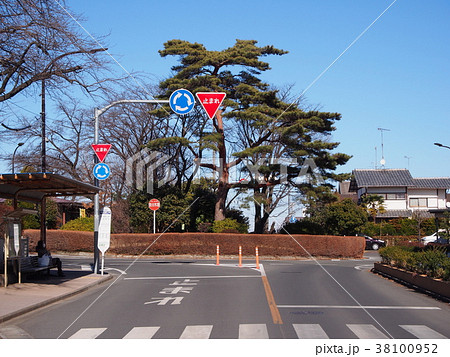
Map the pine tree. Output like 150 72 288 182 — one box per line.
149 39 350 230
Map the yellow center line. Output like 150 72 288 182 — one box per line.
260 265 283 325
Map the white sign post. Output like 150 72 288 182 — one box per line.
148 199 160 234
13 223 21 283
98 207 112 275
13 223 20 255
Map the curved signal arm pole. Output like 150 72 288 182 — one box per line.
434 142 450 150
1 123 32 131
92 99 169 274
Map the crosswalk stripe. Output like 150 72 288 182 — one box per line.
347 324 389 339
68 328 107 339
123 326 160 339
62 323 446 339
239 324 269 339
180 325 213 339
400 325 447 339
293 324 329 339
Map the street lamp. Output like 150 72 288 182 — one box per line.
434 142 450 150
92 99 169 273
12 142 24 173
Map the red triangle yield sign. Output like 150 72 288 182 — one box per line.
196 92 226 119
92 144 112 162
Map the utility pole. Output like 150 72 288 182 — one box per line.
41 79 47 246
41 79 46 172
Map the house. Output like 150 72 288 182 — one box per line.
0 197 87 228
337 181 358 203
349 169 450 220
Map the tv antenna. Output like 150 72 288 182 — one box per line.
378 128 390 167
404 155 412 170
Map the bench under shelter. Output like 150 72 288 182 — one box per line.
0 173 100 286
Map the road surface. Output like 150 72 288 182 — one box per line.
1 252 449 339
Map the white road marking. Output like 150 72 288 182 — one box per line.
103 267 127 275
277 305 440 310
400 325 447 339
239 324 269 339
347 324 389 339
180 325 213 339
293 324 329 339
123 326 160 339
59 323 447 339
68 327 107 339
124 275 260 280
354 264 374 270
144 297 184 305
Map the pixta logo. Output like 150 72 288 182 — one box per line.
125 149 171 194
239 157 325 185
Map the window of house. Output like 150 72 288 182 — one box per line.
386 193 405 200
384 193 406 200
409 198 429 207
428 198 438 208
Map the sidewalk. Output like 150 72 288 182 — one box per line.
0 269 113 324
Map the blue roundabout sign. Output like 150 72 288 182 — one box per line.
169 89 195 115
93 163 111 180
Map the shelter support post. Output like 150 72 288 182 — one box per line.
40 197 46 246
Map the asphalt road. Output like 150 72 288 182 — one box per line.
3 251 450 339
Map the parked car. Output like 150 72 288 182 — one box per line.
420 231 448 245
363 235 386 250
421 232 439 245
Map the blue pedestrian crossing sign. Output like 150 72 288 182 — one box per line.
169 89 195 115
93 163 111 180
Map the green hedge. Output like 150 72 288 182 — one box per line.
212 218 248 233
379 245 450 281
60 217 94 231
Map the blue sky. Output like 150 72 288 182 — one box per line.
2 0 450 179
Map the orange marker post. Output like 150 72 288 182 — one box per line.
239 245 242 267
216 245 220 266
255 246 260 269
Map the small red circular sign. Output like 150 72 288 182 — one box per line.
148 199 160 211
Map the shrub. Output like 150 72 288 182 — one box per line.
415 248 448 278
212 218 248 234
379 245 450 280
60 216 94 231
197 222 212 233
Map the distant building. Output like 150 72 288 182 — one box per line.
348 169 450 220
337 181 358 203
0 197 86 227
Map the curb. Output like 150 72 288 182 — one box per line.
0 274 114 324
372 263 450 303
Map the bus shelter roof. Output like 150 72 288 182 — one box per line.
0 172 99 203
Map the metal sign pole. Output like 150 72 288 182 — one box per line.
93 108 100 274
153 210 156 234
4 234 8 287
93 100 168 273
101 252 105 276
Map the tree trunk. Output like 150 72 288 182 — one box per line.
214 110 229 221
254 209 270 234
254 194 262 233
253 188 271 234
215 180 228 221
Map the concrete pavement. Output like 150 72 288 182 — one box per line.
0 269 113 325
